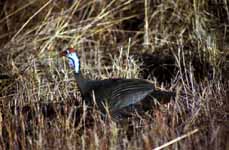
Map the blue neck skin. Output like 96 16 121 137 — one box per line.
66 52 89 94
66 52 80 74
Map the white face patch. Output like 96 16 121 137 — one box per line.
66 52 80 73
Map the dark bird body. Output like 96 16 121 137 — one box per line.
60 48 176 119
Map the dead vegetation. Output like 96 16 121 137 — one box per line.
0 0 228 149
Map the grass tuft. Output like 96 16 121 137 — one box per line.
0 0 228 149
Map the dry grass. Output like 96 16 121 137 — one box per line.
0 0 228 149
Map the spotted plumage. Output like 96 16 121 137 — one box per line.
60 48 176 119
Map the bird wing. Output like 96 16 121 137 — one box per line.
109 79 155 111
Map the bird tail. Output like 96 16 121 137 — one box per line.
150 90 176 104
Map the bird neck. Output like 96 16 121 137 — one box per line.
74 72 88 94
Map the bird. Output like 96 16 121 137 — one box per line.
59 48 176 119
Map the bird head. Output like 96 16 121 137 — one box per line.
60 48 80 73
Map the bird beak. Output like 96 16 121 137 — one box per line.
59 51 66 57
